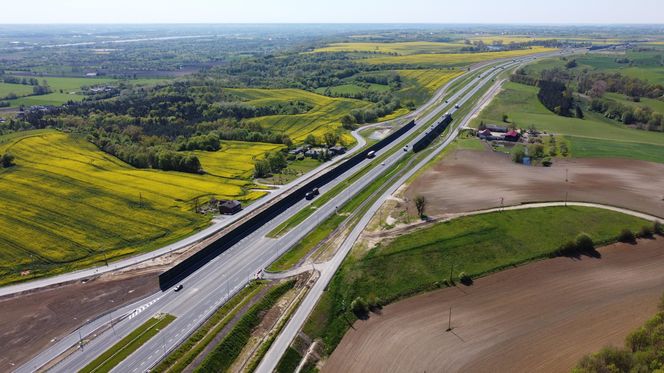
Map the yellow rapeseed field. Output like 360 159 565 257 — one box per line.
312 41 467 55
395 69 464 94
0 130 268 285
362 47 557 66
229 88 370 143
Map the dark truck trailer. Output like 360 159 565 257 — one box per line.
412 114 453 152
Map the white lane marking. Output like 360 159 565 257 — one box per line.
128 296 162 319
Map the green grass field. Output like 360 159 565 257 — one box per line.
228 88 370 143
471 81 664 161
80 314 175 373
0 82 34 99
2 76 164 107
304 206 651 354
568 135 664 163
0 130 267 286
361 47 556 67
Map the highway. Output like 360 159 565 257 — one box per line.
254 54 540 373
16 49 579 373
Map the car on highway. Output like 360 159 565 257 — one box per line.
312 188 320 196
305 191 315 200
174 284 184 292
366 150 376 159
454 104 460 109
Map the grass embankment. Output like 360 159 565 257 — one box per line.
304 206 652 354
0 130 267 286
195 280 296 372
574 294 664 373
152 282 266 373
471 81 664 162
275 347 303 373
227 88 370 144
80 314 176 373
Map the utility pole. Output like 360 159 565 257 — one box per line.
449 262 454 284
446 306 453 332
78 328 83 350
139 192 143 208
500 197 504 211
565 168 568 183
565 191 568 207
110 312 116 336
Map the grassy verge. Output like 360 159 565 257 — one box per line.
245 279 308 372
275 347 303 373
304 206 652 355
195 280 296 372
80 314 176 373
152 281 265 373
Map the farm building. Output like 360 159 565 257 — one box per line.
478 128 494 139
486 124 508 133
329 145 346 155
504 130 520 141
219 200 242 215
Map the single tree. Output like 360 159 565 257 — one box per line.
1 152 15 168
414 195 427 218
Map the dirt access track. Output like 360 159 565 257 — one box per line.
0 270 159 368
325 237 664 373
405 148 664 218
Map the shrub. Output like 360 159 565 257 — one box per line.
618 228 636 243
638 225 654 239
351 297 369 317
655 221 663 236
542 157 552 167
555 240 577 257
459 272 473 286
575 233 594 252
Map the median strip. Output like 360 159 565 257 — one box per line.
79 313 176 373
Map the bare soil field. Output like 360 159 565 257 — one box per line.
325 237 664 373
404 149 664 218
0 270 159 368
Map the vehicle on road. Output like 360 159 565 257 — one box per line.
366 150 376 159
454 104 460 109
305 191 315 200
312 188 320 196
174 284 184 292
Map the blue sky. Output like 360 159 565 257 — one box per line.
1 0 662 24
